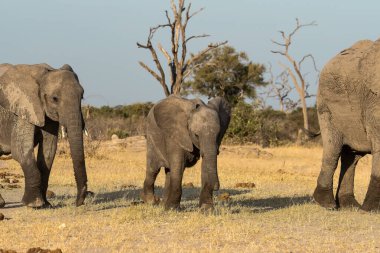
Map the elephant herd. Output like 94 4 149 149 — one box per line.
1 38 380 212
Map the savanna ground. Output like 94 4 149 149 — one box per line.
0 138 380 253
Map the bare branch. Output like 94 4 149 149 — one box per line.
186 34 210 43
271 50 286 56
289 19 317 38
136 42 149 49
158 43 172 63
299 54 319 73
165 10 172 24
271 39 286 47
138 61 161 82
189 7 205 20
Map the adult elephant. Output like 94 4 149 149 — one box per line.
141 95 231 210
313 39 380 211
0 63 88 208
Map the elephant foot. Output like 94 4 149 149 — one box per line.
22 189 45 208
313 185 337 210
140 191 160 205
200 203 214 214
337 194 360 209
361 176 380 212
0 195 5 208
24 197 45 208
76 185 88 207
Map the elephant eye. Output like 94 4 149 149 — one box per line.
52 96 59 103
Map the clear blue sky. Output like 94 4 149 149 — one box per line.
0 0 379 107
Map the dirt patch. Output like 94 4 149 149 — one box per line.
221 145 273 159
120 184 138 189
0 171 23 190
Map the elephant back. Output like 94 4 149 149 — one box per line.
359 38 380 95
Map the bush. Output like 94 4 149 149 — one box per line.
83 102 153 140
225 102 319 146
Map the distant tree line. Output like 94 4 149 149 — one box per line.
83 103 154 140
83 101 320 147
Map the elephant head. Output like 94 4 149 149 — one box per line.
153 95 231 191
0 63 88 206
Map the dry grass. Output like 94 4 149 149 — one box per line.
0 142 380 253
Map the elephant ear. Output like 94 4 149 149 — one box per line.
208 97 231 145
60 64 74 72
0 65 46 126
153 96 193 152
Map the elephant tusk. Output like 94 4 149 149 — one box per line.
84 128 89 137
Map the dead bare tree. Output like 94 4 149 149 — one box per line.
137 0 227 96
271 18 318 131
266 63 294 112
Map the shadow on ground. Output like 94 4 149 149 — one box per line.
0 187 312 213
233 195 313 213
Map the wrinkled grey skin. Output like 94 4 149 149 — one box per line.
0 63 88 208
141 95 231 210
313 39 380 211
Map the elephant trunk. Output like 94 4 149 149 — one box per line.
64 109 88 206
201 138 220 191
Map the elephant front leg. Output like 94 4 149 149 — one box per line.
36 127 58 208
362 153 380 211
0 194 5 208
199 168 215 211
12 122 45 208
141 156 161 205
165 159 184 211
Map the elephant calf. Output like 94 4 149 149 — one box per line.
0 63 88 208
314 38 380 211
141 95 231 210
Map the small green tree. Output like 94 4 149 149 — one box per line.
182 45 266 105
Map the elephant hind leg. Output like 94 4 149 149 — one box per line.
335 146 362 209
0 194 5 208
361 152 380 211
313 111 343 209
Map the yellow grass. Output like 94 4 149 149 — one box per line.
0 142 379 252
